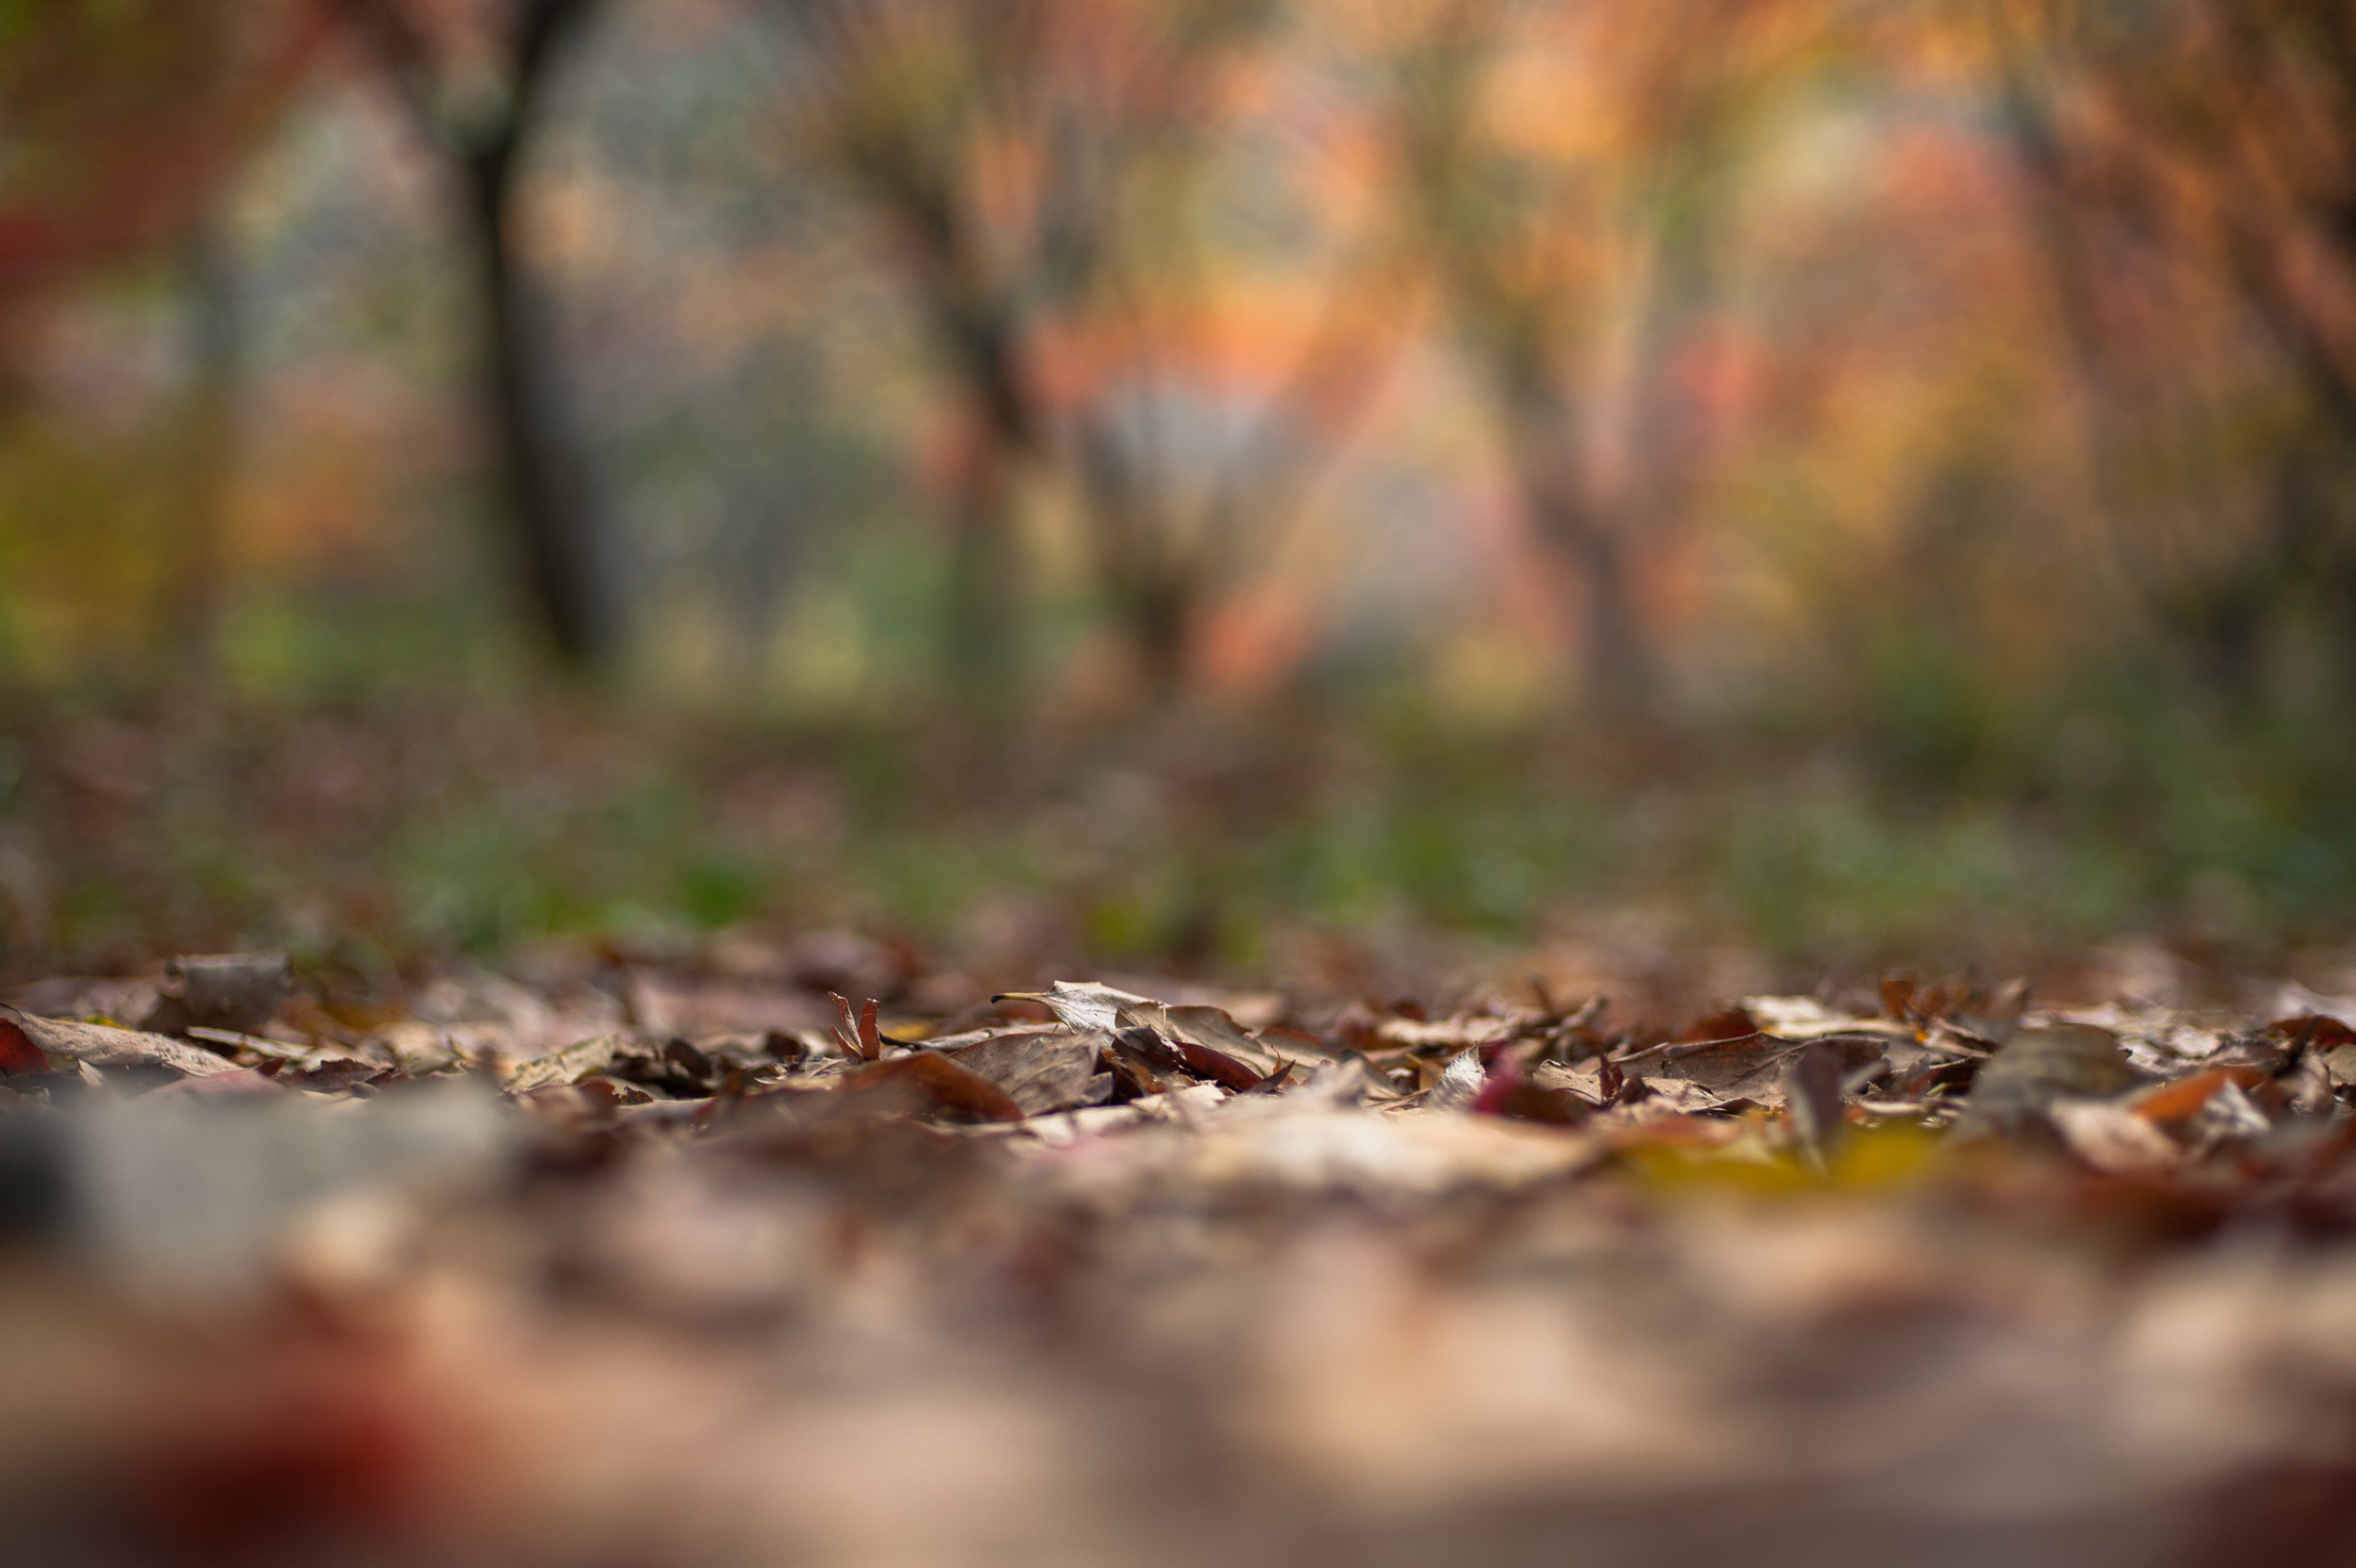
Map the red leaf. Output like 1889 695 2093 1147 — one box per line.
1172 1037 1261 1093
1472 1057 1588 1126
0 1017 46 1076
2271 1015 2356 1052
2130 1066 2268 1127
828 991 882 1062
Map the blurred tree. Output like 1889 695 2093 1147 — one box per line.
0 0 319 680
776 0 1405 710
1995 0 2356 710
328 0 618 673
1389 0 1815 724
0 1 316 365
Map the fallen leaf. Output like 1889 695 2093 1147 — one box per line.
1164 1004 1285 1078
139 951 291 1040
828 992 884 1063
1952 1025 2141 1140
838 1054 1026 1123
2050 1100 2183 1178
2128 1067 2268 1128
2268 1015 2356 1054
0 1019 46 1076
0 1005 241 1080
1170 1036 1264 1093
1628 1032 1883 1110
1426 1049 1485 1111
995 982 1167 1035
949 1029 1113 1116
2184 1079 2271 1151
1530 1058 1614 1106
1634 1077 1747 1115
499 1036 620 1096
1472 1058 1589 1126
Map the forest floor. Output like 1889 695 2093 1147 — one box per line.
4 930 2356 1567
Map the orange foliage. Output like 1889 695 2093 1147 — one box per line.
0 2 320 324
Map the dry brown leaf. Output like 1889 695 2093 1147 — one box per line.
996 981 1168 1035
499 1035 620 1096
838 1053 1026 1123
0 1006 241 1080
949 1029 1112 1116
139 951 290 1039
1163 1004 1285 1078
1954 1025 2143 1139
2050 1100 2183 1178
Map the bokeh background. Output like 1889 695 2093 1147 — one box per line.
6 0 2356 997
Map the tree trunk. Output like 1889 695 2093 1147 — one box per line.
1518 459 1657 725
938 431 1020 722
165 219 241 680
1561 521 1655 726
1072 422 1194 707
1124 574 1190 706
465 147 614 673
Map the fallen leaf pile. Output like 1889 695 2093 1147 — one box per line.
5 950 2356 1564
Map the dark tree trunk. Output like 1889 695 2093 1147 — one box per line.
1518 459 1658 725
932 309 1042 718
332 0 614 674
1073 423 1194 706
1561 519 1655 726
1098 564 1189 707
1131 580 1189 706
464 142 614 672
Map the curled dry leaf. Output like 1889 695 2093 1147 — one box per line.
838 1053 1026 1123
995 981 1167 1035
828 993 884 1063
949 1029 1113 1116
1163 1004 1285 1078
1426 1049 1486 1112
0 1006 241 1081
1168 1035 1265 1093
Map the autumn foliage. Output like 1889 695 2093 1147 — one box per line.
0 1 319 366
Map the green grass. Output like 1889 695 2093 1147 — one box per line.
7 649 2356 988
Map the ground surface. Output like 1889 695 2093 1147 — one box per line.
4 939 2356 1566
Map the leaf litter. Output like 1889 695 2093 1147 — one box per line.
3 951 2356 1562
